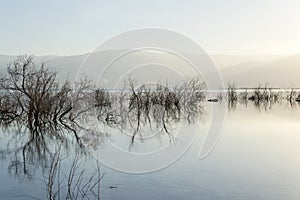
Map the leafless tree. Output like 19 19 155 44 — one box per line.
0 56 95 143
227 82 238 110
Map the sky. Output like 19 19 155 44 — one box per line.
1 0 300 56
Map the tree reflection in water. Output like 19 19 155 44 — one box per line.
0 56 207 199
2 56 300 199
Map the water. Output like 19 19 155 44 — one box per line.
1 102 300 199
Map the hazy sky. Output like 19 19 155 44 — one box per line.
1 0 300 56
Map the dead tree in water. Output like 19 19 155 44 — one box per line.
287 88 296 102
227 82 238 110
0 56 60 128
126 78 206 142
0 56 93 139
95 89 111 108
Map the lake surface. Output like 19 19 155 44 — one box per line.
1 101 300 199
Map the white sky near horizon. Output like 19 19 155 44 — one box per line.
1 0 300 56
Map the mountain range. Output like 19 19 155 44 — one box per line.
0 52 298 88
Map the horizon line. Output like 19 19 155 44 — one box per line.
0 51 296 58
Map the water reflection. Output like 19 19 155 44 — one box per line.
0 80 207 199
1 87 300 180
93 80 206 146
0 122 103 199
1 123 81 180
1 87 300 171
2 81 300 199
225 86 300 112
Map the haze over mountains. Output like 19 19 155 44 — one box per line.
0 52 298 88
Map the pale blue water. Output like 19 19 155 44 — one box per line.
1 102 300 199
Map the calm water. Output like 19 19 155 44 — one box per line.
1 102 300 199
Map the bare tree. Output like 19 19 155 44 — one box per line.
0 56 94 132
0 56 63 128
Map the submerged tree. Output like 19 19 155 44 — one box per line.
1 56 62 127
0 56 93 134
0 56 97 182
227 82 238 110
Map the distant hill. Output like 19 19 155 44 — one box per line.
221 54 300 87
1 52 299 88
0 55 61 75
210 55 282 69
